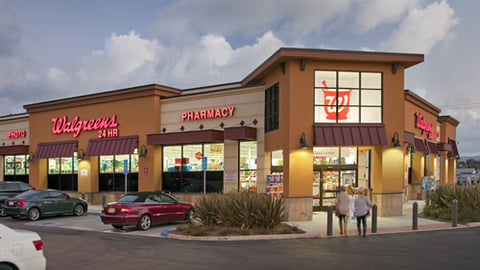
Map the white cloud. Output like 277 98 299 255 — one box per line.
379 0 458 53
151 0 351 45
350 0 419 33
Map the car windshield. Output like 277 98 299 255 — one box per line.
118 195 139 203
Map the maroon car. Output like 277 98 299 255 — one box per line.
100 191 195 230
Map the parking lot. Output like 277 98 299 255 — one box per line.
0 210 178 238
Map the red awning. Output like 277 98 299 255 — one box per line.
224 127 257 140
35 140 77 159
0 145 29 155
314 124 387 146
86 135 138 156
426 141 438 154
404 132 415 144
147 130 224 145
413 138 427 152
449 138 459 157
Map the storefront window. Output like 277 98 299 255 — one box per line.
271 150 283 166
183 144 203 172
3 154 29 183
100 156 114 173
4 156 15 175
313 147 339 165
340 147 357 164
98 152 139 192
162 143 224 193
115 155 130 173
240 141 257 192
314 70 382 124
48 158 61 174
131 149 139 173
47 153 78 191
60 157 74 174
204 144 224 170
163 146 181 172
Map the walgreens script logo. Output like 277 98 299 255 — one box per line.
322 80 352 120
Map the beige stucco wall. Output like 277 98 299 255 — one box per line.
0 114 30 181
160 86 266 193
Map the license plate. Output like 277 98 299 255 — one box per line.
8 201 14 206
108 208 116 214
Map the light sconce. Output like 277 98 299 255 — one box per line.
407 143 415 154
27 152 34 162
392 132 402 148
77 149 85 160
139 145 148 157
299 132 309 149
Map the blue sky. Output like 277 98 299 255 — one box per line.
1 0 479 156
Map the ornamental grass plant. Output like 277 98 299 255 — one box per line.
175 191 304 236
423 184 480 223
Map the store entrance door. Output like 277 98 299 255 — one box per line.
313 168 357 211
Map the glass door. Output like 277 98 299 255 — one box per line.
321 170 339 210
313 168 357 211
312 171 321 211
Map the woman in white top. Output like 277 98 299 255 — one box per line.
354 188 372 237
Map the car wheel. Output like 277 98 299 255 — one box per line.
185 209 194 222
112 225 124 229
28 207 41 221
137 214 152 231
0 262 15 270
73 204 85 216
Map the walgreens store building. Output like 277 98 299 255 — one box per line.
0 48 459 221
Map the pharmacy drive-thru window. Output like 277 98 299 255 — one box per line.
15 48 459 221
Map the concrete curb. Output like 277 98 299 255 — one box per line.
165 231 322 241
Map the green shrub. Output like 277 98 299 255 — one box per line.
423 184 480 223
194 191 285 230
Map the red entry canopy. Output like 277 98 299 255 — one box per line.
35 140 77 159
86 135 138 156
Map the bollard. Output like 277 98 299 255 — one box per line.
452 199 458 227
425 189 430 206
81 192 86 200
412 202 418 230
371 204 377 233
327 206 333 236
102 194 106 206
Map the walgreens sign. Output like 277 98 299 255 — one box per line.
415 112 434 140
51 115 118 138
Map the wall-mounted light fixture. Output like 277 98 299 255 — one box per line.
27 152 34 162
407 143 415 154
77 149 85 160
299 132 309 149
392 132 402 148
139 145 148 157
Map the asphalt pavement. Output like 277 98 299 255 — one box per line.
3 200 477 241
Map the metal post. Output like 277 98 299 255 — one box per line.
426 190 430 207
371 204 377 233
81 192 85 200
452 199 458 227
327 206 333 236
412 202 418 230
102 194 106 206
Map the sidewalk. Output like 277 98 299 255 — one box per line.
286 200 470 238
